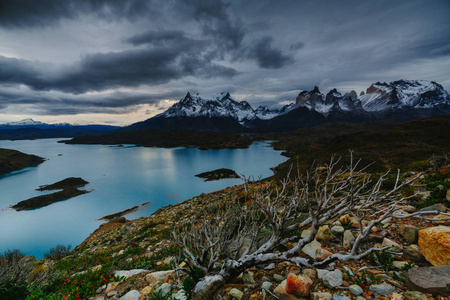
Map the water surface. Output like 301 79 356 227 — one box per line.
0 139 286 258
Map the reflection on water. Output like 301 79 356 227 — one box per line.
0 139 286 258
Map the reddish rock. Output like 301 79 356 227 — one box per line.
405 266 450 296
361 292 373 300
285 273 312 297
418 226 450 266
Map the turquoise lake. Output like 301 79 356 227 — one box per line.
0 139 286 258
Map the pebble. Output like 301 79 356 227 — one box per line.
265 263 275 270
261 276 270 282
262 281 272 291
229 288 244 300
333 295 350 300
349 284 364 295
243 272 255 284
369 283 397 296
273 274 285 282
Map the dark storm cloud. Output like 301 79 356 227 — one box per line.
126 30 188 46
0 43 238 94
0 0 154 28
249 36 294 69
290 42 305 51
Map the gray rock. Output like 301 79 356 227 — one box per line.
273 274 285 282
262 281 273 291
119 290 141 300
155 283 172 297
343 230 355 249
349 284 363 295
317 269 330 279
356 297 366 300
265 263 275 270
322 269 343 289
331 225 345 235
114 269 149 278
402 244 426 263
261 276 270 282
369 283 397 296
405 265 450 296
419 203 447 212
242 272 255 284
332 295 350 300
229 288 244 299
400 225 420 244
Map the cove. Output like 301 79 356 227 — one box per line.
0 138 286 258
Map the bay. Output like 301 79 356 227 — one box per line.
0 138 286 258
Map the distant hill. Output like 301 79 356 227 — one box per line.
0 119 120 140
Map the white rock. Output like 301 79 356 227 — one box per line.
119 290 141 300
114 269 149 278
302 239 322 259
322 269 343 288
229 288 244 299
155 283 172 297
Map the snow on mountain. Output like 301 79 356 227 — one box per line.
359 80 450 112
1 118 44 126
254 105 280 120
159 92 279 126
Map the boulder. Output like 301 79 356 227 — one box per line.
400 225 420 244
286 273 312 297
418 226 450 265
405 265 450 296
322 269 343 289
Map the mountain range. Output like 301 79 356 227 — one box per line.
1 79 449 140
129 79 450 132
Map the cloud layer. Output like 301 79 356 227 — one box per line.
0 0 449 123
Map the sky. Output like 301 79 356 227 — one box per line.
0 0 449 125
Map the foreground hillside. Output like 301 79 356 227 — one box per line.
1 116 450 300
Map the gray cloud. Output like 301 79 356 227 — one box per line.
0 0 154 28
0 0 449 122
248 36 294 69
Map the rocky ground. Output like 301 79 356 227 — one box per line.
2 166 450 300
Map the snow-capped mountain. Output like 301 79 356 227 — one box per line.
158 92 258 125
0 118 44 127
130 79 450 132
359 80 450 112
291 80 450 119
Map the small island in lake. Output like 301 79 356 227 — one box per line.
0 148 45 175
12 177 90 211
195 168 241 181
